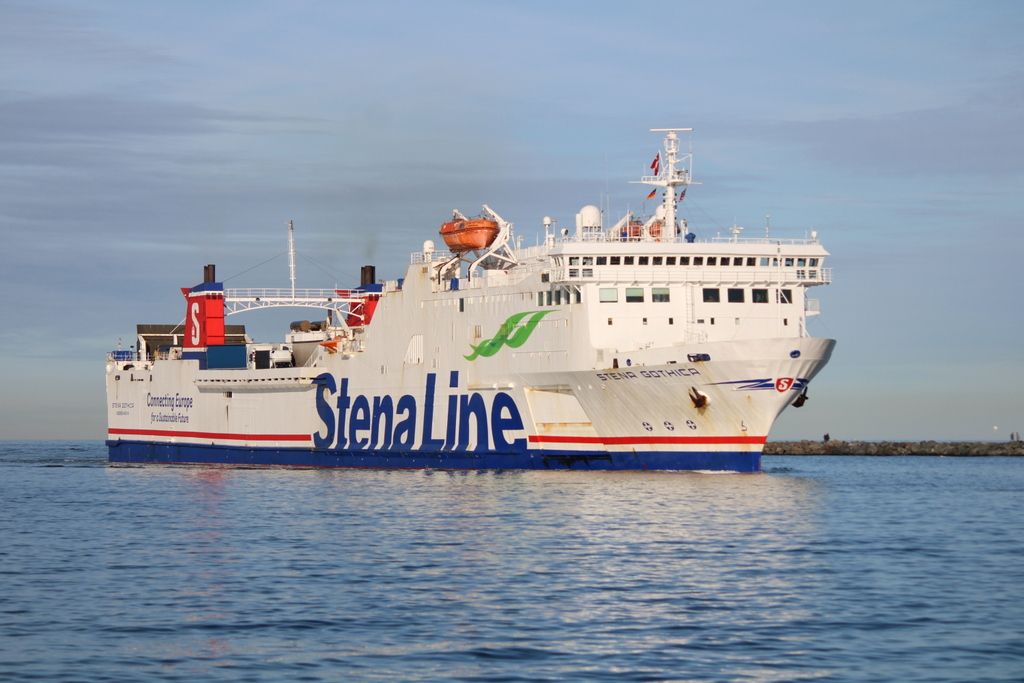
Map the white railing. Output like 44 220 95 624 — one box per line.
411 251 454 264
550 234 822 246
224 288 361 300
547 267 833 286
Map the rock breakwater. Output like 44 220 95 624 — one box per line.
764 441 1024 456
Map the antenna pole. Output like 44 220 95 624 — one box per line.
288 220 296 298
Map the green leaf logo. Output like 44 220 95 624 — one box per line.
465 310 554 360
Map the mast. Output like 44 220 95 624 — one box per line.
635 128 695 238
287 220 296 298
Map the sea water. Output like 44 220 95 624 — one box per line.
1 441 1021 682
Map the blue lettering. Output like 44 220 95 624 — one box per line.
371 396 394 450
491 392 526 453
420 373 444 451
443 394 458 451
312 374 530 456
458 393 488 452
335 378 351 449
394 395 417 449
349 395 370 449
313 373 336 449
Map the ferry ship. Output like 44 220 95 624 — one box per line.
106 128 835 471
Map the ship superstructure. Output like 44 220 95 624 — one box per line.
106 129 835 471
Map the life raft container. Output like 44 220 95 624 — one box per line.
439 219 499 253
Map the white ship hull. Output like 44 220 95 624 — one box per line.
106 129 836 471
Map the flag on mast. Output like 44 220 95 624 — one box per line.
650 153 660 175
646 189 657 199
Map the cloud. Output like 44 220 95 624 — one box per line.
710 72 1024 178
0 91 320 152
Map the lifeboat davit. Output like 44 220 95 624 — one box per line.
440 219 499 253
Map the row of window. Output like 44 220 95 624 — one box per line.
596 287 794 304
564 255 820 267
603 317 789 326
569 268 819 279
449 287 793 309
703 288 793 304
538 288 583 306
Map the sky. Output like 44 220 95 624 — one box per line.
1 0 1022 441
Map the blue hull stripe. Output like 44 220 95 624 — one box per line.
107 440 761 472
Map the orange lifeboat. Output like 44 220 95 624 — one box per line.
439 219 499 253
620 219 645 241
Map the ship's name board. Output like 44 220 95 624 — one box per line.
595 367 701 381
313 372 525 453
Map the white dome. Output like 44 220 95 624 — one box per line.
577 205 601 228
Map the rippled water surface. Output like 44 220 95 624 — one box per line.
1 441 1022 682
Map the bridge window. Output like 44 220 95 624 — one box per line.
679 257 690 265
596 256 607 265
747 258 756 266
707 257 717 266
569 257 580 266
626 288 644 303
810 258 819 266
728 288 744 303
784 258 794 267
652 256 663 266
638 256 649 265
666 257 676 265
778 289 793 304
760 257 770 266
797 258 806 267
624 256 635 265
753 289 769 303
599 288 618 303
734 257 745 266
610 256 621 265
703 288 720 303
652 288 670 302
693 257 704 266
583 256 593 265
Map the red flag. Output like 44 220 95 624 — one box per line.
650 153 660 175
646 189 657 199
679 189 686 201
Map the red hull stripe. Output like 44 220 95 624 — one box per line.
108 429 761 447
108 428 311 443
528 435 767 445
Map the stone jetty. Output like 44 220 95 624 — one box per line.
764 441 1024 456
